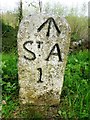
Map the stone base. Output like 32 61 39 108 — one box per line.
20 104 60 119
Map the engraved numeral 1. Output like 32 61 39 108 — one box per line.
37 68 43 83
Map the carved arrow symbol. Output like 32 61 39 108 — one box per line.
37 17 61 37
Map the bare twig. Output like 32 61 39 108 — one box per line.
39 0 42 13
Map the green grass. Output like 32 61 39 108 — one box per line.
1 50 89 119
59 50 89 119
1 53 19 118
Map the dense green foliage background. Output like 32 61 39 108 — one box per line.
2 22 18 53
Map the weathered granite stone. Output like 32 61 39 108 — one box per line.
17 14 71 106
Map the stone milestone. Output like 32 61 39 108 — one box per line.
17 14 71 106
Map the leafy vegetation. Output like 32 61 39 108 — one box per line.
1 50 89 119
1 53 19 118
2 21 18 53
59 50 89 119
66 15 88 41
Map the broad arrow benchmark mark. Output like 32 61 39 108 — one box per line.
37 17 61 37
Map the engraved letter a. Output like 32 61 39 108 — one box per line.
45 43 62 62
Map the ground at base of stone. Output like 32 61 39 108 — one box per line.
18 104 62 119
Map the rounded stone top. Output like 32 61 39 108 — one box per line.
18 13 71 41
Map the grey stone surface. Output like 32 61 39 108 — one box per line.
17 14 71 105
